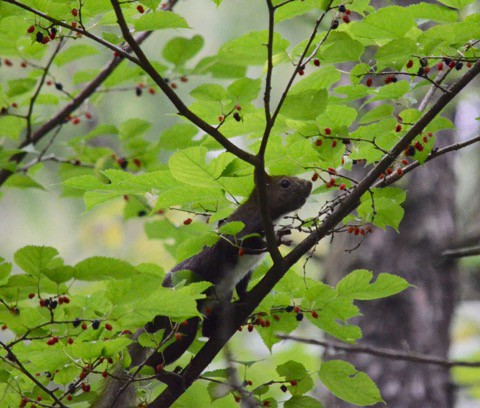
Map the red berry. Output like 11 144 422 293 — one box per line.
1 324 7 330
105 323 113 331
263 401 270 407
313 58 320 66
247 324 254 332
183 218 192 225
36 396 42 401
360 228 366 236
113 51 119 57
71 8 78 17
385 75 394 84
137 5 145 13
11 103 18 108
311 172 319 182
238 248 245 256
348 226 354 233
290 380 298 386
133 158 141 167
21 61 27 68
354 227 360 235
71 21 77 28
395 124 402 132
423 66 430 74
81 323 88 330
401 159 408 165
414 141 424 151
170 82 177 89
324 127 331 135
273 314 280 321
339 183 346 190
67 338 74 345
311 310 318 318
156 364 164 372
102 371 108 378
294 306 301 313
180 76 188 82
315 139 322 146
406 60 414 69
423 136 428 143
298 69 305 76
345 9 351 15
148 87 155 95
39 299 46 307
366 77 372 87
327 167 336 174
235 104 241 111
85 112 92 120
331 140 337 148
67 395 73 401
4 59 12 67
247 380 253 386
396 168 403 176
330 177 336 185
28 293 35 299
72 117 81 125
27 25 35 33
342 15 350 23
47 338 56 346
437 62 444 71
386 167 393 175
466 62 472 68
218 115 224 122
448 61 456 69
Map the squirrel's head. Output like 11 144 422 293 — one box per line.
261 175 312 221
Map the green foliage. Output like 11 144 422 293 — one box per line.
0 0 476 406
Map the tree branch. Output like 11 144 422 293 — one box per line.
109 0 258 166
277 335 480 368
150 58 480 408
442 245 480 259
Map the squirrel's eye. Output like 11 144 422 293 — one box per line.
280 179 291 189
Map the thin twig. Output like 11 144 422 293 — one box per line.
277 334 480 368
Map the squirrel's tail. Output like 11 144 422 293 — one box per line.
92 333 149 408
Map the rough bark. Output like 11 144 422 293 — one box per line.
323 142 458 407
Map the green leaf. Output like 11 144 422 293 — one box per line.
407 3 458 22
0 258 12 286
163 35 204 65
74 257 139 280
55 44 100 66
368 80 410 103
218 31 289 66
190 84 227 102
218 221 245 236
375 38 418 70
0 116 25 139
160 123 201 150
350 6 415 39
319 360 383 405
291 66 342 93
14 246 59 277
134 11 189 31
337 269 410 300
436 0 475 9
227 78 262 104
358 187 406 230
119 118 152 139
42 265 74 284
169 147 234 188
7 78 36 97
281 89 328 121
3 174 44 190
285 396 324 408
360 105 395 124
320 32 364 63
277 360 314 396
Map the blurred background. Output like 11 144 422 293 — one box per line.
1 0 480 407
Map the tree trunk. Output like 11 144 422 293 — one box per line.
323 143 458 407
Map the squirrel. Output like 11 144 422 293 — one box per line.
93 174 312 408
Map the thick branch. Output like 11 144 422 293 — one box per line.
277 335 480 368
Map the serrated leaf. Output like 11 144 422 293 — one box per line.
320 32 364 63
281 89 328 121
74 257 139 281
169 147 234 188
55 44 100 66
436 0 475 9
0 258 12 286
285 396 324 408
319 360 383 405
14 246 59 277
337 269 410 300
368 80 410 102
163 35 204 65
218 221 245 236
0 116 25 140
360 105 395 124
190 83 227 102
350 6 415 39
3 173 44 190
119 118 152 139
134 11 189 31
358 187 406 230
